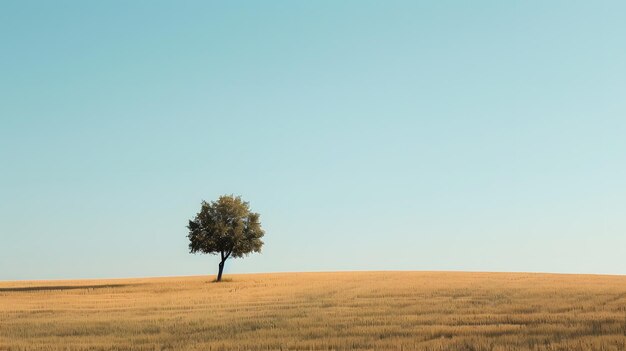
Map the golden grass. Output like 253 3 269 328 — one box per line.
1 271 625 350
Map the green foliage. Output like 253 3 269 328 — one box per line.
187 195 264 260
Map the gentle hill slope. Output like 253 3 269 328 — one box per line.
1 271 625 350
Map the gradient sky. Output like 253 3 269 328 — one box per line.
1 1 625 280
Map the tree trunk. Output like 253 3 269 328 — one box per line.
216 260 225 282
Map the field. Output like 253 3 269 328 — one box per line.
1 271 625 351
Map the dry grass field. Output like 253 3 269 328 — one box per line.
1 271 625 351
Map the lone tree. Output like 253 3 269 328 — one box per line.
187 195 265 282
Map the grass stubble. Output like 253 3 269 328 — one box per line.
1 271 625 350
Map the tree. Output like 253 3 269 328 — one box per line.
187 195 265 282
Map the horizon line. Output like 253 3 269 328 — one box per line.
2 269 625 283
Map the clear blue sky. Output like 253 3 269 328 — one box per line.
1 1 625 280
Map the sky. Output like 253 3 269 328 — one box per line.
1 1 625 280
